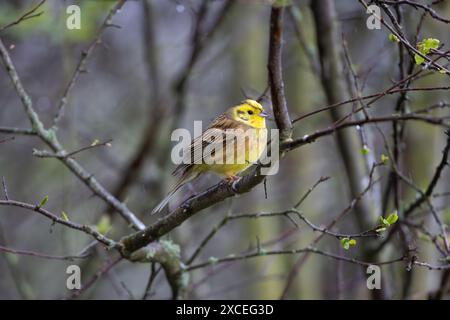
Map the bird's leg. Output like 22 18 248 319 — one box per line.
224 173 241 193
224 175 240 183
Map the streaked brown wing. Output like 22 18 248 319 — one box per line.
172 114 249 176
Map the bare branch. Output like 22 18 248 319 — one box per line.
291 209 381 239
33 139 112 159
129 241 187 300
187 246 405 271
0 127 35 135
280 161 381 298
0 199 120 249
358 0 449 74
0 0 46 32
293 85 450 124
2 176 9 200
142 263 161 300
268 5 293 142
0 245 90 261
414 261 450 271
286 114 450 152
67 257 123 299
52 0 127 126
404 130 450 216
379 0 450 24
0 36 145 230
294 176 330 208
186 214 231 265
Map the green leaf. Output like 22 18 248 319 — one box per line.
61 211 69 221
415 38 440 65
96 215 112 235
208 256 219 264
361 145 370 155
379 216 390 227
340 238 356 250
91 139 100 147
388 33 400 43
414 54 425 65
386 212 399 225
376 227 387 233
37 195 48 209
341 239 350 250
381 154 389 164
422 38 440 51
417 38 440 54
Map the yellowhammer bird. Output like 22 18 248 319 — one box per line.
152 99 269 213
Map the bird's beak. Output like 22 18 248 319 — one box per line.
260 111 274 121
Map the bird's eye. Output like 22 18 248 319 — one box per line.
247 110 254 115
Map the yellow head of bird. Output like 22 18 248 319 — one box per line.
230 99 268 129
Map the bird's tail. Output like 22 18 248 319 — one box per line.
150 184 183 215
150 172 198 214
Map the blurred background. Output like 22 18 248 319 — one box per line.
0 0 449 299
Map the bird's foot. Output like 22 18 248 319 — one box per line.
224 175 240 183
224 175 241 193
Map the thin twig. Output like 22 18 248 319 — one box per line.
358 0 449 74
0 35 145 230
186 214 231 265
286 114 450 152
404 130 450 216
293 86 450 124
33 139 112 159
142 263 162 300
294 176 330 208
187 246 405 271
2 176 9 200
379 0 450 23
0 127 35 135
0 0 46 32
52 0 127 126
0 199 120 249
67 256 123 299
414 261 450 270
280 162 381 298
0 245 90 261
268 5 293 142
290 209 381 239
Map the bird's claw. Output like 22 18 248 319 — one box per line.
231 181 240 193
224 175 241 193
